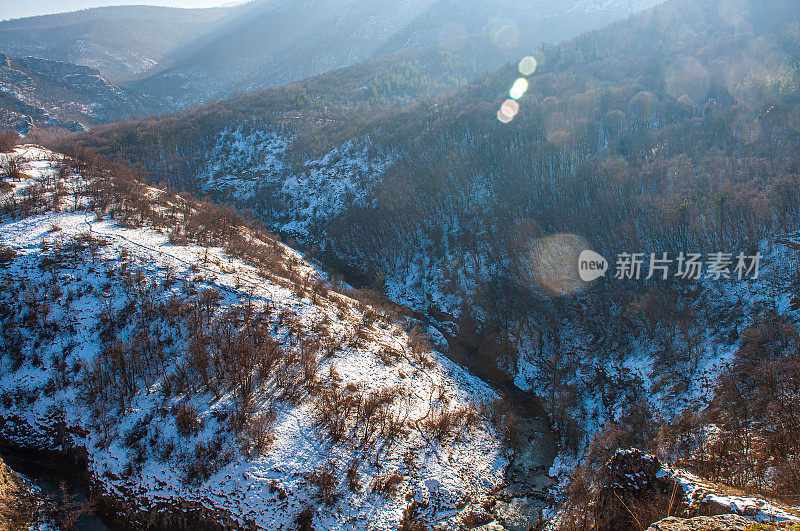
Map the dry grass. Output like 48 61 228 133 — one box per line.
307 461 339 506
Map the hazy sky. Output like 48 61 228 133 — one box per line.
0 0 239 21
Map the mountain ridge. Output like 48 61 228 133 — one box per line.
0 5 236 83
0 51 149 133
0 143 526 529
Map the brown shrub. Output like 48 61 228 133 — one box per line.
408 327 432 354
182 437 233 486
347 460 361 491
295 506 315 530
399 500 428 531
2 155 21 182
422 404 480 444
408 328 435 368
168 228 189 246
44 481 98 531
242 410 276 456
313 384 353 442
372 472 404 496
174 403 202 437
379 348 402 365
307 461 339 506
0 246 16 267
0 130 19 152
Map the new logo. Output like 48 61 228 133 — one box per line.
578 250 608 282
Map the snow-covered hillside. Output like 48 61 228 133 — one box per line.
522 233 800 480
197 125 397 237
0 146 510 529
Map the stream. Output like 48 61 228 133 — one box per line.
412 309 558 530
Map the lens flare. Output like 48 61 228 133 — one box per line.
518 55 538 76
509 78 529 100
501 98 519 118
525 234 595 297
497 109 513 124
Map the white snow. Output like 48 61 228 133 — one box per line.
670 468 800 523
0 146 508 530
197 125 396 236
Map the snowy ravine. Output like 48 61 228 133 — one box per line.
0 146 508 530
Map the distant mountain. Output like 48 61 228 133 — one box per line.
0 51 148 133
132 0 662 108
0 5 234 83
375 0 658 56
0 0 661 121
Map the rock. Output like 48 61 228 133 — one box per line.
646 514 755 530
460 505 493 527
0 456 35 528
0 53 147 133
741 505 758 517
595 449 687 531
494 496 545 531
473 521 508 531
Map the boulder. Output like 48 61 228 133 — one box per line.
595 449 686 531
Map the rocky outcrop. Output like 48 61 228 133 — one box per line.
0 456 34 529
0 415 246 531
646 514 756 530
652 514 800 530
595 449 687 531
590 449 800 531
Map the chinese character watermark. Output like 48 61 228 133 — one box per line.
578 250 761 282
